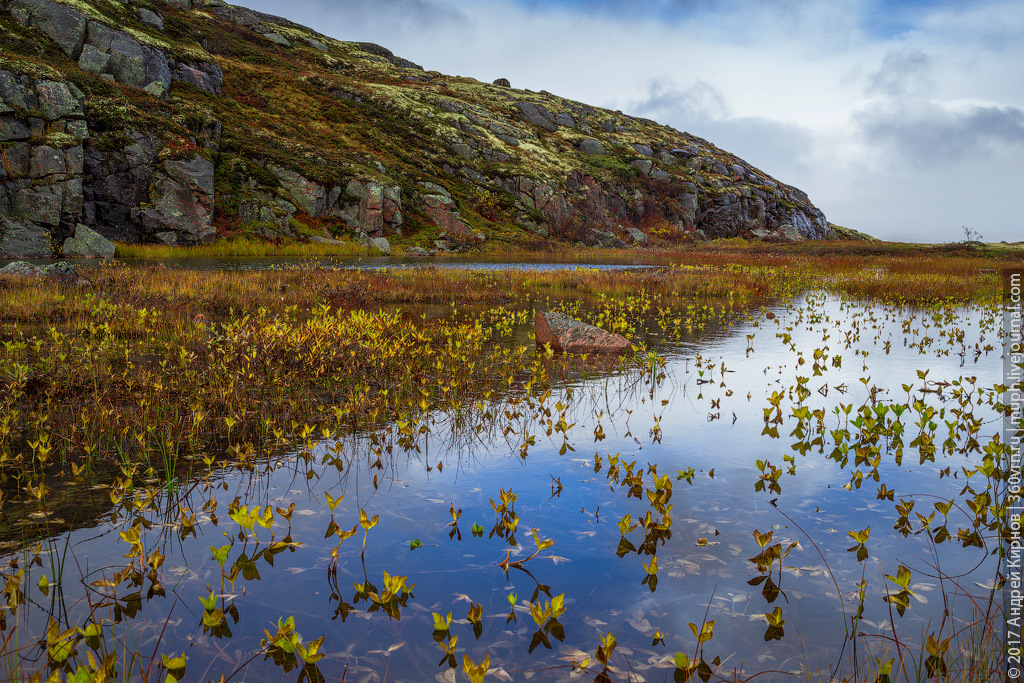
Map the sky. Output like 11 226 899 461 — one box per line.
240 0 1024 243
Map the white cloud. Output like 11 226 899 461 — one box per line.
237 0 1024 242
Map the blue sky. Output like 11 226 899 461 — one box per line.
241 0 1024 242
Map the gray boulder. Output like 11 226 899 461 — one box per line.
169 60 223 95
0 260 83 282
584 228 625 248
13 0 88 59
42 261 82 281
516 102 557 131
61 224 116 258
778 224 805 241
354 43 423 70
269 164 325 216
0 260 44 277
13 186 64 226
369 237 391 255
0 70 30 111
579 138 605 155
625 227 648 246
263 33 291 47
302 37 328 51
492 78 510 87
136 154 215 242
0 217 54 257
137 8 163 28
405 246 430 257
78 44 110 75
630 159 653 175
35 80 83 120
780 209 830 240
656 151 678 167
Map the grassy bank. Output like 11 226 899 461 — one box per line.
0 254 1013 481
114 237 389 259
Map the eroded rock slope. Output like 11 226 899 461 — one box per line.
0 0 834 257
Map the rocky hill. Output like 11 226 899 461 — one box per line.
0 0 836 257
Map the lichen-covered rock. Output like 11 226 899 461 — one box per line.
169 60 223 96
62 223 116 257
136 154 215 243
270 164 325 216
421 193 471 238
36 80 84 120
0 217 54 257
11 0 88 58
583 228 625 248
517 102 557 131
625 227 648 246
0 260 44 277
369 237 391 254
137 8 163 28
13 186 63 226
579 138 605 155
0 259 86 282
535 310 631 355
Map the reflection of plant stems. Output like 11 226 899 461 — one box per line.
142 594 182 681
692 585 716 665
500 546 541 573
768 500 846 628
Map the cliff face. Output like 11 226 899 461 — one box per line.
0 0 834 257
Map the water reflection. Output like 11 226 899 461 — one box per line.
0 293 1005 681
59 254 666 273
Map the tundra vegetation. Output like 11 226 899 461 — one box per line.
0 243 1020 682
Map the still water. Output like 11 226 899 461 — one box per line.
0 291 1006 681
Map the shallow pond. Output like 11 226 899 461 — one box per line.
0 291 1008 682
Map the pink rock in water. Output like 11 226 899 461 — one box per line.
535 310 631 354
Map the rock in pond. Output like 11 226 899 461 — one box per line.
535 310 631 354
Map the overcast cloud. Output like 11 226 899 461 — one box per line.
239 0 1024 242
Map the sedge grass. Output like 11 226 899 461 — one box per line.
114 236 386 259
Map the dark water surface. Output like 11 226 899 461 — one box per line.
0 292 1005 681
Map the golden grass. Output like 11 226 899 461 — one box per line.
114 237 384 259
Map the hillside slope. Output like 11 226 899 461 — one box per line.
0 0 835 257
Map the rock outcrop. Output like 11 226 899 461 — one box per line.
0 0 837 258
0 259 83 281
62 223 115 257
535 311 632 355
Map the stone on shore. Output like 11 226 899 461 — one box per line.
535 310 631 354
0 260 84 282
62 224 116 258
